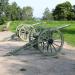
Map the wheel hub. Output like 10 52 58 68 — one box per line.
48 39 53 44
26 31 29 34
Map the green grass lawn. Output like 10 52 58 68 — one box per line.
9 20 75 46
0 25 3 31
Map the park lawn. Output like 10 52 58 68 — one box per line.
9 20 37 32
9 20 75 46
0 25 3 31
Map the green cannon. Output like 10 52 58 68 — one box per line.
15 23 70 56
5 23 70 56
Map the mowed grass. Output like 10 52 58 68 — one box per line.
9 20 37 32
0 25 3 31
9 20 75 46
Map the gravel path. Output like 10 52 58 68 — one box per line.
0 31 14 41
0 41 75 75
0 31 75 75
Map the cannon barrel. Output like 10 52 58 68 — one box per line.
32 22 41 26
32 23 70 30
55 24 70 30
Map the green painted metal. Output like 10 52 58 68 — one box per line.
12 23 70 56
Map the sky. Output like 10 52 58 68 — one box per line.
9 0 75 18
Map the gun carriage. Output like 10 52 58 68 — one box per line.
5 23 69 56
14 23 70 56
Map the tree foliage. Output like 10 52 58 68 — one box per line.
42 8 53 20
22 6 33 20
1 1 75 24
52 1 75 20
5 2 33 21
0 0 8 24
0 0 33 24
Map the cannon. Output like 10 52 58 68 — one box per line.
16 23 40 41
28 24 70 56
5 23 70 56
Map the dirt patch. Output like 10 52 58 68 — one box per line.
0 41 75 75
63 42 75 50
0 31 75 75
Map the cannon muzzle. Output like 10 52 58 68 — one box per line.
56 24 70 30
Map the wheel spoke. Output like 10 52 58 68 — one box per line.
54 40 61 43
50 45 52 53
50 32 53 39
53 43 60 47
52 44 57 52
47 44 49 51
48 31 50 39
26 33 28 39
48 30 52 39
24 33 27 39
43 42 44 49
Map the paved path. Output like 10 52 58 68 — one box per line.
0 41 75 75
0 31 14 41
0 31 75 75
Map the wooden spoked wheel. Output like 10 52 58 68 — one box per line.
29 26 44 43
29 26 44 49
16 24 24 36
29 28 36 42
19 25 32 42
38 29 64 56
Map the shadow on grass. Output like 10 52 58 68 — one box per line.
61 29 75 34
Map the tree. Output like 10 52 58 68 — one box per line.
16 7 22 20
42 8 53 20
0 1 34 24
22 6 33 20
71 5 75 20
3 2 33 21
10 2 18 20
0 0 9 24
5 4 12 20
5 2 23 21
53 1 72 20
